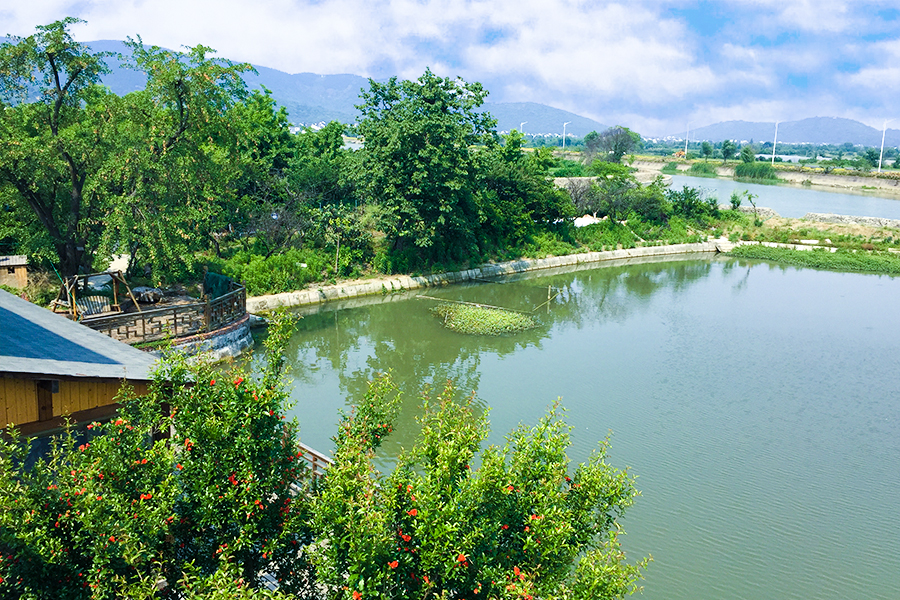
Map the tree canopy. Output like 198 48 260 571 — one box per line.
352 69 495 264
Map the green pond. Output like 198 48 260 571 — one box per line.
259 255 900 600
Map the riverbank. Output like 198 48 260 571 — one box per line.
633 158 900 195
247 239 735 312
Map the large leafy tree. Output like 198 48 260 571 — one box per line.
352 69 496 264
596 126 641 164
0 18 114 275
0 20 254 280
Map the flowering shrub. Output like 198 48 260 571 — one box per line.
311 378 649 599
0 312 306 599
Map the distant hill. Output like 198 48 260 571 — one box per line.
81 41 605 135
483 102 604 137
5 38 891 145
675 117 900 147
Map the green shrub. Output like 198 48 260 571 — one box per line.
660 161 680 174
575 220 638 250
523 231 577 257
218 248 329 295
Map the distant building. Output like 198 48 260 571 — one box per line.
0 255 28 289
0 289 157 436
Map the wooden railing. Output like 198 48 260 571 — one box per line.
83 285 246 346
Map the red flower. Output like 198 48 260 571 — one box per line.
402 534 411 542
501 524 509 530
388 560 398 569
140 493 152 500
234 377 244 386
109 536 115 542
457 553 467 563
176 464 183 470
407 508 417 517
353 592 361 600
506 485 514 492
210 379 216 386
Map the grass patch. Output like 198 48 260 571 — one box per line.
660 161 680 174
431 303 538 336
729 245 900 275
687 162 719 177
734 162 779 181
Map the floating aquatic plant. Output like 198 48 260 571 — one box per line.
430 303 537 336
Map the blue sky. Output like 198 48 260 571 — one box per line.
3 0 898 136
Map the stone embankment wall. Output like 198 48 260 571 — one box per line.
800 213 900 229
247 240 733 312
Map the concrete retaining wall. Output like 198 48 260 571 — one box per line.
150 314 254 362
247 240 730 312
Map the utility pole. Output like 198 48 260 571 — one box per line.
684 122 691 156
562 122 571 151
771 121 779 165
879 119 894 173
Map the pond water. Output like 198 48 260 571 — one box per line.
670 174 900 220
270 256 900 600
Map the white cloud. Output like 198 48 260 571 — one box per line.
4 0 899 135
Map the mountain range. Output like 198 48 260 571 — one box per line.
675 117 900 147
4 39 897 147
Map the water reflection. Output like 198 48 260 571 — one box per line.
263 255 900 600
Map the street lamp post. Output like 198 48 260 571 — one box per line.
562 122 571 151
879 119 894 173
771 121 779 165
684 122 691 156
520 121 527 133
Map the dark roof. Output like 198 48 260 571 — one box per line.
0 255 28 268
0 289 156 381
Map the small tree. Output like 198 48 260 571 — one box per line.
740 144 756 163
701 141 713 162
311 376 649 600
721 140 736 164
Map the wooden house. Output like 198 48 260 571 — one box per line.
0 255 28 289
0 289 157 436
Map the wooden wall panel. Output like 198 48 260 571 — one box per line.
1 377 37 428
3 377 150 429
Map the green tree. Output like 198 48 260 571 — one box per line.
474 131 574 248
739 144 756 163
597 126 641 164
583 130 602 163
97 37 254 282
352 69 496 264
0 20 255 281
701 141 713 162
0 18 113 276
721 139 736 164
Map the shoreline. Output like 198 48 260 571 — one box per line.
246 239 735 312
632 159 900 196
